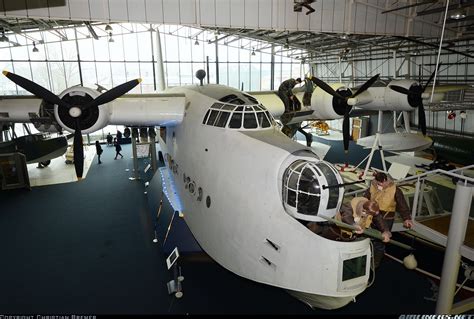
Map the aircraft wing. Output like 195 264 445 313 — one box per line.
427 85 471 93
0 93 187 129
0 96 41 122
159 166 183 212
246 91 285 118
108 93 186 127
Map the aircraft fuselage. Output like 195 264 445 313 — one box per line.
157 84 371 308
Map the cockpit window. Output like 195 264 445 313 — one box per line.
256 112 271 128
243 112 258 129
244 94 259 104
219 94 246 105
229 112 242 128
206 110 219 126
215 111 230 127
202 109 210 124
202 101 273 130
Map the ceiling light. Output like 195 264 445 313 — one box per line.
108 32 114 43
32 41 39 53
284 39 289 49
450 9 466 20
105 24 113 31
341 33 349 40
194 37 199 45
251 48 256 56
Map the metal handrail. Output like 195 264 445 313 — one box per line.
344 164 474 198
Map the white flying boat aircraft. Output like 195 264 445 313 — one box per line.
0 69 371 310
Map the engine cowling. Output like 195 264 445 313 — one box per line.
54 86 110 134
384 79 420 111
310 84 353 120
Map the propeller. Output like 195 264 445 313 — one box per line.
312 74 380 153
3 70 141 180
388 63 442 136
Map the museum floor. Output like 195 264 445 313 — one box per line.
0 140 460 314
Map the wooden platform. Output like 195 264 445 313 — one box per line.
418 214 474 249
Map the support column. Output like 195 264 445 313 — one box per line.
131 128 139 180
436 182 473 314
150 134 158 172
148 126 158 172
338 56 342 83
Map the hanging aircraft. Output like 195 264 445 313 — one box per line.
0 69 373 310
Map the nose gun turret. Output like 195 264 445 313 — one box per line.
280 156 344 222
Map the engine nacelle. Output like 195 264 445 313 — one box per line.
384 79 419 111
357 79 418 112
309 84 353 120
54 86 110 134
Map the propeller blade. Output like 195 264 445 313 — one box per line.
418 104 427 136
312 77 345 99
342 112 350 153
82 78 142 111
73 119 84 180
422 62 442 92
3 70 70 109
352 73 380 98
389 85 411 95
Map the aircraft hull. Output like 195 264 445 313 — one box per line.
158 87 372 309
357 132 432 152
287 289 355 310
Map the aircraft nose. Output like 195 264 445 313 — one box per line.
281 159 342 222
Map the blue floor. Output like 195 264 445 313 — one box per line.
0 141 461 314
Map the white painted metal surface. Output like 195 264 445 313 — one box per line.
0 0 452 37
356 132 433 152
155 84 372 309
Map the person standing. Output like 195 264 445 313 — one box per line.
278 77 302 112
302 76 316 107
95 140 103 164
116 130 123 143
113 138 123 160
106 132 113 146
364 172 413 268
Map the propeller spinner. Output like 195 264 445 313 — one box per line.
3 70 141 180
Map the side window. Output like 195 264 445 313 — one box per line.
215 111 230 127
202 109 210 125
229 112 242 128
257 112 270 128
265 111 275 125
206 110 219 126
243 112 258 129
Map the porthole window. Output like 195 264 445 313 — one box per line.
189 182 196 194
197 187 203 201
206 196 211 208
